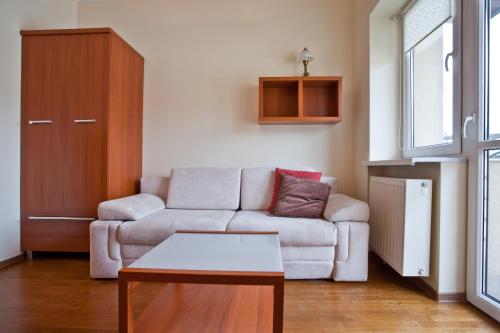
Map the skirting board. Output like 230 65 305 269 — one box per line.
411 277 466 303
0 253 25 270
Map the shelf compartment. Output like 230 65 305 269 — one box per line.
302 80 340 118
260 79 299 118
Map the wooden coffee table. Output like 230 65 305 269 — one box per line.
118 231 284 333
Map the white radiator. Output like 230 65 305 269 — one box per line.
369 176 432 277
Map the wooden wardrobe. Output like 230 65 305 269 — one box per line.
20 28 144 252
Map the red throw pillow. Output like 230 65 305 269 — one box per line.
268 168 322 211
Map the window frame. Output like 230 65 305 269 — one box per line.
402 0 463 157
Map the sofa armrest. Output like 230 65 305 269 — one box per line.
98 193 165 221
90 220 122 278
333 221 369 281
323 194 369 222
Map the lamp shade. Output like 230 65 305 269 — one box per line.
296 47 314 62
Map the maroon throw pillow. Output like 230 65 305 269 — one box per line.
268 168 322 211
271 174 331 218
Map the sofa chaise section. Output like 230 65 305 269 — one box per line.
227 210 337 279
237 167 368 281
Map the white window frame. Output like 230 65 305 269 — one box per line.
402 0 462 157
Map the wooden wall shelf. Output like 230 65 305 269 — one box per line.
259 76 342 124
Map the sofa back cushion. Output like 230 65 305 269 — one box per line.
141 176 169 202
166 167 241 210
241 167 338 211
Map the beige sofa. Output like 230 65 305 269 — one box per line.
90 167 369 281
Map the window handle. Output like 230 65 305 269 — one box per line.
445 52 453 72
463 112 476 139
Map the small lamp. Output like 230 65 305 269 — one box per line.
297 47 314 77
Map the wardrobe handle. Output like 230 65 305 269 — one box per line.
28 120 52 125
74 119 96 123
28 216 95 221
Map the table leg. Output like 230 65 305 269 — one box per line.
119 278 133 333
273 278 284 333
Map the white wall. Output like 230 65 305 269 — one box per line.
77 0 358 195
438 162 467 293
0 0 77 262
352 0 378 200
369 7 403 161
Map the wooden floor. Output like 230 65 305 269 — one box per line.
0 253 498 333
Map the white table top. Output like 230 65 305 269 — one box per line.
128 232 283 273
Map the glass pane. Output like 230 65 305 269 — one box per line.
484 149 500 302
412 21 454 148
487 3 500 140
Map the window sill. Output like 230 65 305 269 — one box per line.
362 157 467 166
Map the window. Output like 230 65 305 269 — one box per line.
402 0 461 156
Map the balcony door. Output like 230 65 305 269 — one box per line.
464 0 500 321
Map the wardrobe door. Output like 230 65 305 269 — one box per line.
22 33 110 219
61 33 110 217
21 35 66 217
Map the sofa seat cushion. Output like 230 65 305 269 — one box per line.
118 209 235 245
226 211 336 246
